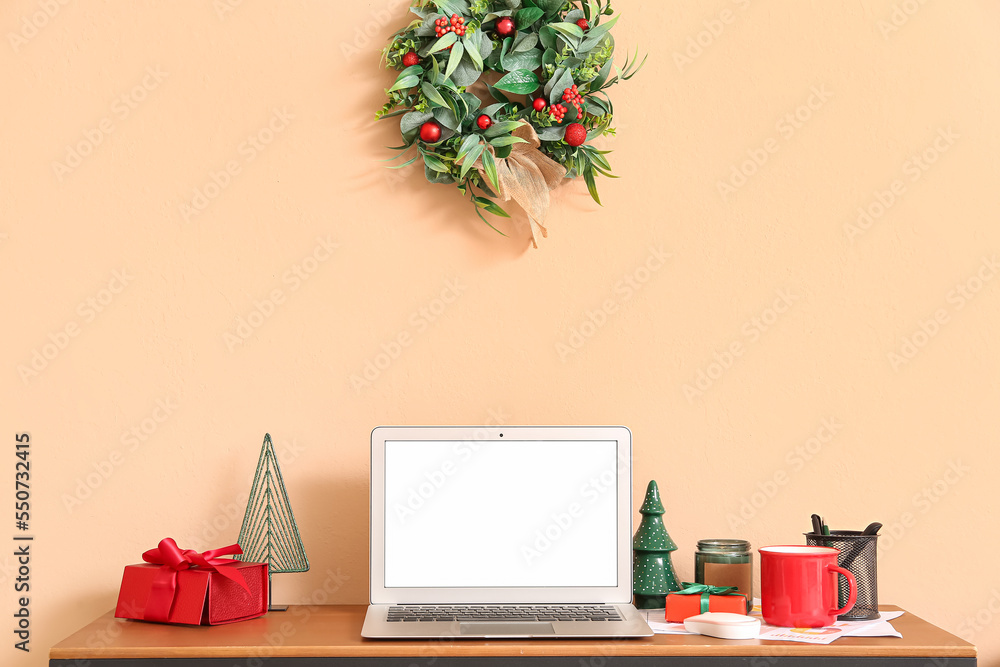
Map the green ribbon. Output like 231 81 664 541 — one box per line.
675 582 743 615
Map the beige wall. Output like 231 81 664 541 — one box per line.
3 0 999 664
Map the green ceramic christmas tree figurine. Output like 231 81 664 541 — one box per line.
632 480 681 609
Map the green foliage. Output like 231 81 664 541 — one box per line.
377 0 644 234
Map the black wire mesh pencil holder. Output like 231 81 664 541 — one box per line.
805 531 879 621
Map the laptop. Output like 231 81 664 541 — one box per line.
362 425 653 639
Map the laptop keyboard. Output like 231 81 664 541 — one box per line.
386 605 622 622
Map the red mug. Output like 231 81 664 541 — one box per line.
759 545 857 627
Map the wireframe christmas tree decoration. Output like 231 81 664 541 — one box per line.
632 480 681 609
237 433 309 611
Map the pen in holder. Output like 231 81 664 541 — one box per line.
805 530 879 621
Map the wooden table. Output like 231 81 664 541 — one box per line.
49 604 976 667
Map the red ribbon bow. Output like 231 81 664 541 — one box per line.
141 537 250 622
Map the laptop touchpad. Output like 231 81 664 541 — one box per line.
459 622 555 636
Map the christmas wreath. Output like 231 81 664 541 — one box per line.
378 0 643 246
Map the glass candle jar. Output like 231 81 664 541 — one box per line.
695 539 753 605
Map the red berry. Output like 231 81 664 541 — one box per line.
576 19 589 30
419 122 442 143
533 98 547 112
402 51 420 67
476 114 493 130
565 122 586 147
496 17 515 36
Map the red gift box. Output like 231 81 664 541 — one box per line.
115 538 268 625
665 584 749 623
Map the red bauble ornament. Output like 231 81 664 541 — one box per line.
576 19 589 30
532 98 548 112
476 114 493 130
565 123 587 147
420 122 442 143
402 51 420 67
495 17 515 36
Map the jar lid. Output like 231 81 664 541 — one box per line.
697 539 751 552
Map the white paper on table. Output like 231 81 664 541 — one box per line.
641 605 903 644
754 609 904 645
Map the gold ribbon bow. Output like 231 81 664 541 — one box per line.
474 123 566 248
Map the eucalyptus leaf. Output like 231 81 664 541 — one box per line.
460 92 482 115
489 135 529 147
545 67 574 102
387 154 420 170
481 150 500 193
400 111 435 138
444 42 465 80
478 30 494 58
515 7 544 29
512 32 538 52
493 144 513 159
503 49 542 72
579 15 618 52
587 95 609 115
456 134 482 162
484 120 524 138
421 81 449 108
388 74 420 93
460 143 485 179
432 106 460 131
548 22 584 40
450 56 482 87
474 196 512 218
483 9 515 21
590 58 614 90
536 125 566 141
481 102 508 117
494 69 540 95
486 84 510 103
533 0 563 15
422 31 458 55
423 152 450 172
425 163 455 184
434 0 470 16
462 33 483 70
414 20 437 38
538 26 556 51
583 167 602 205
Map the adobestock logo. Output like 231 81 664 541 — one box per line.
556 246 671 362
672 0 754 73
7 0 73 53
180 107 294 222
17 269 133 385
727 418 843 530
877 459 970 556
391 409 508 525
717 85 833 202
224 235 339 351
340 0 411 60
888 255 998 371
521 467 617 565
62 396 179 514
52 66 169 183
683 288 800 402
844 126 958 243
877 0 932 39
350 278 467 392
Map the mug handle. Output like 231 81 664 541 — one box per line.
827 564 858 617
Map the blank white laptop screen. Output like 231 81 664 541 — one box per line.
383 440 618 589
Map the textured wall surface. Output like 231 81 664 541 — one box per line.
2 0 999 665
